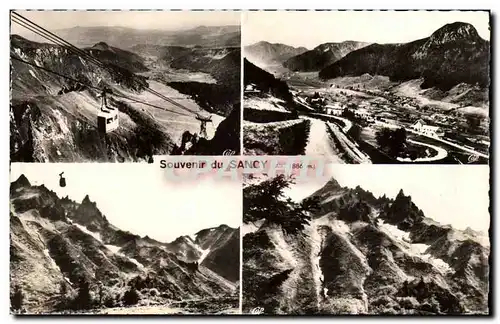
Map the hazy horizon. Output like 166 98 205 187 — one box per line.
10 163 241 243
10 10 241 35
286 165 490 233
243 11 490 49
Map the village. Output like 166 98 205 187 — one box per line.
293 85 490 164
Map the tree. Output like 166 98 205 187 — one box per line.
123 288 140 306
465 114 482 132
74 278 92 310
59 281 68 296
375 127 407 158
11 285 23 312
243 175 320 235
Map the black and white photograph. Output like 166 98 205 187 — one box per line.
10 10 241 162
242 165 490 314
242 11 490 163
9 163 241 314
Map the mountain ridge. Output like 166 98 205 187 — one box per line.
283 41 370 72
319 22 490 91
245 41 308 67
10 174 239 313
243 176 489 314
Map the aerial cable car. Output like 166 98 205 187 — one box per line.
97 86 119 133
59 172 66 188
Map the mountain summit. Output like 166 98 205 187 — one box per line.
11 174 31 189
427 22 482 45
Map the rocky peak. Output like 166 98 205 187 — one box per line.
72 194 107 230
11 174 31 189
82 194 92 204
323 178 343 191
381 188 424 230
428 22 482 46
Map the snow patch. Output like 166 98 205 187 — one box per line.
105 244 145 270
198 248 211 263
377 219 453 274
269 229 297 267
74 223 103 243
378 219 410 242
52 109 71 135
14 48 23 57
242 220 265 236
29 69 36 78
105 244 121 254
43 249 59 270
128 257 145 270
412 243 430 254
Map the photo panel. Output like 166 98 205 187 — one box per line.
10 10 241 162
242 10 490 164
242 163 490 315
9 162 241 314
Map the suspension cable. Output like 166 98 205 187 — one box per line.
11 12 201 116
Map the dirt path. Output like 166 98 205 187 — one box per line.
302 117 343 162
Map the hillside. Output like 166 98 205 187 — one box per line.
10 174 239 314
10 35 175 162
243 176 490 315
130 44 241 118
284 41 369 72
166 47 241 117
319 22 490 91
244 59 293 103
245 41 308 67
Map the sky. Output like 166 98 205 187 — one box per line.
10 10 241 33
10 163 241 243
243 11 490 48
285 165 490 232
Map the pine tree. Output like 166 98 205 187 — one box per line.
244 175 321 235
75 278 92 310
11 285 23 312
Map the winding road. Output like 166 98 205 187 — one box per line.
396 139 448 162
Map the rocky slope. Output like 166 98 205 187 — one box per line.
10 35 178 162
284 41 369 72
243 177 490 314
10 174 239 313
11 32 240 161
319 22 490 91
245 41 308 67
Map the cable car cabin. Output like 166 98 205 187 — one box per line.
97 108 119 133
